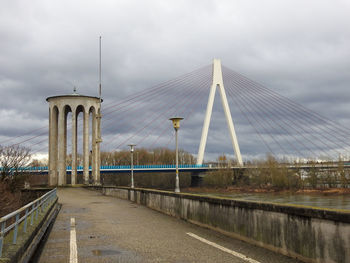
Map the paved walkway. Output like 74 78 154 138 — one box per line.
38 188 301 263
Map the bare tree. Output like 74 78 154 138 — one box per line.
0 144 31 182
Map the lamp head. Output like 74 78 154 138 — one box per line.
128 144 136 152
169 117 184 130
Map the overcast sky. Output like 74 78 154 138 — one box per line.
1 0 350 162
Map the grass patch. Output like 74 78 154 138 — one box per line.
0 197 57 261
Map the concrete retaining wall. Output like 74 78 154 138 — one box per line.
101 187 350 263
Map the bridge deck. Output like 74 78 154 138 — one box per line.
37 188 300 263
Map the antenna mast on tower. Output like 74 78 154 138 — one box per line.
99 36 102 101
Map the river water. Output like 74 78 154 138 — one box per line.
190 192 350 210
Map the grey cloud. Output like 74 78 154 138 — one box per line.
1 0 350 161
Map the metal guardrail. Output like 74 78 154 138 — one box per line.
0 188 57 257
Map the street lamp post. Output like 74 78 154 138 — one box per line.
128 144 136 188
169 117 183 193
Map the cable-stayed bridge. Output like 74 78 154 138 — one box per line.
1 59 350 170
2 59 349 263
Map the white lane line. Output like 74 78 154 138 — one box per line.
187 232 261 263
70 217 78 263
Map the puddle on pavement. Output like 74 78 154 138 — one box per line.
92 249 121 256
62 207 89 213
79 245 143 262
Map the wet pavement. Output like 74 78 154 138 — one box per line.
37 188 301 263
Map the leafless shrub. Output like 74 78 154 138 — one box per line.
0 144 31 191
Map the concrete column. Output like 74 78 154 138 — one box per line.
71 109 77 185
63 110 67 185
48 106 58 186
83 109 89 184
96 108 102 184
58 107 66 186
91 109 96 183
48 107 52 184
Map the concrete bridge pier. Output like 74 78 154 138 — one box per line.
190 172 204 187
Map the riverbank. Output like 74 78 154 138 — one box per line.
0 182 22 217
0 182 49 217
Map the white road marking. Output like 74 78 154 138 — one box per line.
186 232 261 263
70 217 78 263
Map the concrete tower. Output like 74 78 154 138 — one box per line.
47 92 102 186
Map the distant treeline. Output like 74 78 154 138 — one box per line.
204 155 350 189
100 147 196 166
27 147 196 167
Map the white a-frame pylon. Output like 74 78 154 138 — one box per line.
196 59 243 166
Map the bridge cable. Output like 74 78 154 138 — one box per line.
225 68 350 144
100 67 211 137
226 74 327 158
133 72 212 163
224 68 339 158
223 67 348 154
109 69 211 153
225 74 310 158
223 67 349 157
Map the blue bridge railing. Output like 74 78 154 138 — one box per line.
1 164 209 171
99 164 209 169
